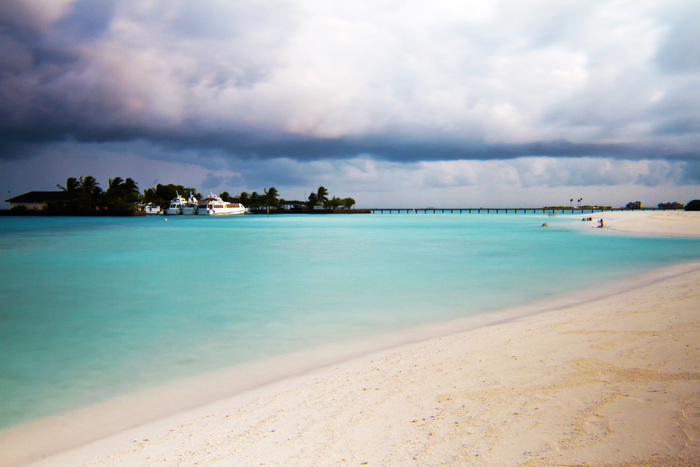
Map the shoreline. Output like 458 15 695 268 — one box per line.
564 210 700 237
1 260 699 466
2 211 698 466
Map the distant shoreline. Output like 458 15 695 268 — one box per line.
0 210 145 217
0 207 685 217
248 208 372 214
0 209 372 216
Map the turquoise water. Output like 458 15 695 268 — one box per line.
1 213 699 429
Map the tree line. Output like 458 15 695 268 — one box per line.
237 186 356 210
53 176 355 212
55 175 141 213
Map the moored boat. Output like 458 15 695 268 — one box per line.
197 191 247 215
143 203 162 215
165 194 187 215
181 195 199 215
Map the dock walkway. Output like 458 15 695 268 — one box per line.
369 207 684 214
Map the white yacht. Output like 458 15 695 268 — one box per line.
181 195 199 215
197 191 247 215
165 194 188 215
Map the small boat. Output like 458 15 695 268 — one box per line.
197 191 247 216
143 203 162 215
165 194 187 215
181 195 199 215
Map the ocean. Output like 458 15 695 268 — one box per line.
1 213 699 430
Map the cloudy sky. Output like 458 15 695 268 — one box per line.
1 0 699 208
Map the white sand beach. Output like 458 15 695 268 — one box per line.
3 211 700 467
577 210 700 237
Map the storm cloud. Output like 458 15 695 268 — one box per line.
1 0 699 206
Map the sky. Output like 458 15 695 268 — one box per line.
1 0 699 208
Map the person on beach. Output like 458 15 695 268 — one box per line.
598 219 604 228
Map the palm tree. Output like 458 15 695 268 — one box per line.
142 188 159 204
57 177 80 192
327 196 342 210
316 186 328 207
238 192 250 206
308 192 318 207
73 175 101 211
104 177 139 211
122 178 139 203
249 191 262 208
264 187 279 207
80 176 101 196
108 177 125 198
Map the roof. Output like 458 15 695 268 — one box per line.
5 191 86 203
279 200 307 206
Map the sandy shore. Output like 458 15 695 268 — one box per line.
3 211 699 466
574 210 700 237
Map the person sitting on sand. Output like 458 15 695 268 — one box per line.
598 219 604 228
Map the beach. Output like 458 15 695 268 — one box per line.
2 211 700 466
580 210 700 237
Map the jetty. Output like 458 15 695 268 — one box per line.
369 207 685 214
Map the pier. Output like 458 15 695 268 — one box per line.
369 207 684 214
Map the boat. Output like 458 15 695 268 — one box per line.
181 195 199 215
143 203 162 215
165 194 187 215
197 191 247 215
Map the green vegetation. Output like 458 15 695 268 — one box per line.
47 177 357 214
237 186 356 211
145 184 200 209
55 175 103 212
53 176 200 213
306 186 355 210
686 200 700 211
658 201 685 209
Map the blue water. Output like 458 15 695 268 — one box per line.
1 213 699 430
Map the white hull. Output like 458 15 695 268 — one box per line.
144 204 162 215
165 194 199 215
197 191 247 215
197 205 247 216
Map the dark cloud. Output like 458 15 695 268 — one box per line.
3 122 700 168
0 1 44 37
681 161 700 183
54 0 115 42
121 133 700 164
654 118 700 137
0 0 698 178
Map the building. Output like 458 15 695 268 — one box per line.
5 191 86 210
277 200 308 210
658 202 685 209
